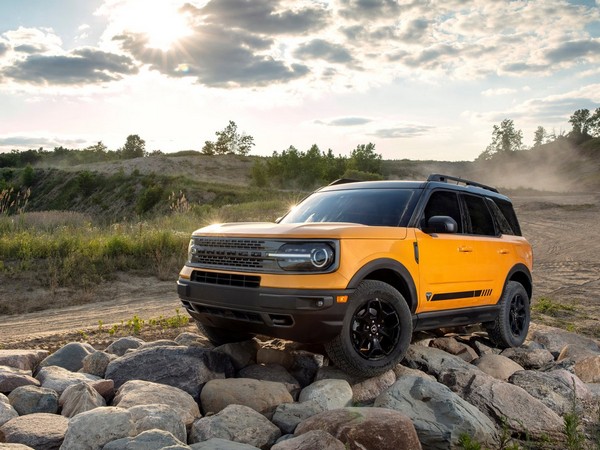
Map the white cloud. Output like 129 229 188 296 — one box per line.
482 88 517 97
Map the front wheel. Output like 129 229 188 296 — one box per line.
194 320 254 346
486 281 530 348
324 280 412 378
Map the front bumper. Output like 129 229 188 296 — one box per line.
177 278 353 343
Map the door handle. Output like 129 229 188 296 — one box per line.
458 246 473 253
498 249 510 255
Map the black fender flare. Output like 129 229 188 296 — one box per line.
501 263 533 300
346 258 418 314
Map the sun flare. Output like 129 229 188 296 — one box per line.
124 1 191 50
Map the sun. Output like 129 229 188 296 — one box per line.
124 1 191 51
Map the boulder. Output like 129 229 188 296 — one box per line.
102 429 188 450
272 400 324 434
0 413 68 450
298 379 353 410
509 369 593 415
38 342 96 373
401 344 478 380
189 404 281 450
0 443 35 449
271 430 346 450
573 355 600 383
128 404 187 443
136 340 181 351
472 354 524 381
0 394 18 427
112 380 200 427
0 366 39 394
7 385 58 415
527 323 599 356
59 382 106 418
82 351 116 378
214 340 259 371
36 365 100 396
60 406 135 450
105 337 145 356
430 337 478 362
189 438 260 449
0 350 49 371
350 370 396 405
89 379 115 402
295 407 421 450
175 332 212 347
105 346 234 399
374 375 497 449
200 378 293 417
557 344 599 363
392 364 436 381
287 351 324 387
500 347 555 369
237 364 301 399
256 342 324 386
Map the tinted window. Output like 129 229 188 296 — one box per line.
486 198 514 235
464 195 496 236
422 190 463 233
493 199 522 236
281 188 419 227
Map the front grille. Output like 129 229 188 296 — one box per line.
189 237 279 272
191 270 260 288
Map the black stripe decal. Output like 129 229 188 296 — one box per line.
430 289 492 301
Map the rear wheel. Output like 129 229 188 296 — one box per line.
324 280 412 378
194 320 254 346
487 281 530 348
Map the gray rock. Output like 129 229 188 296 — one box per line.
500 347 555 369
112 380 200 427
351 370 396 405
8 385 58 415
0 443 35 449
36 365 100 396
314 366 355 384
271 400 324 434
509 369 593 415
392 364 436 381
59 382 106 418
102 429 189 450
0 350 49 371
200 378 293 417
189 438 260 449
402 344 478 379
271 430 345 450
214 340 259 371
587 383 600 400
471 338 501 356
129 404 187 443
175 332 212 348
60 406 135 450
38 342 96 373
527 323 600 356
0 366 39 394
472 354 524 381
0 394 18 427
298 379 353 410
0 413 68 450
105 346 234 399
90 379 115 402
573 355 600 383
430 337 478 362
288 351 324 387
374 375 497 449
190 404 281 450
136 340 181 351
557 344 599 363
82 351 116 378
237 364 301 399
295 407 422 450
105 336 146 356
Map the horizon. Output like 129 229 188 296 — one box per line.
0 0 599 162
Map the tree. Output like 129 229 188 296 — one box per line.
569 109 591 135
533 126 547 148
204 121 255 156
587 108 600 138
480 119 523 160
121 135 146 159
347 143 382 174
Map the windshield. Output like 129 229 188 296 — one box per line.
280 188 419 227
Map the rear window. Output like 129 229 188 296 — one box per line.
493 199 522 236
280 188 419 227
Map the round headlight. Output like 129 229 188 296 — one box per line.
310 247 333 268
271 242 336 272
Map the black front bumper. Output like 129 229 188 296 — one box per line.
177 279 353 343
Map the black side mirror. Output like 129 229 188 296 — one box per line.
424 216 458 234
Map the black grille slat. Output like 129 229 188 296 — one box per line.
193 305 263 323
191 238 270 271
191 270 260 288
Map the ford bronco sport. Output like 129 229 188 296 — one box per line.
177 174 533 376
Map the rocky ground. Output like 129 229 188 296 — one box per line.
0 322 599 450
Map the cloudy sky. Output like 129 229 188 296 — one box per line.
0 0 599 161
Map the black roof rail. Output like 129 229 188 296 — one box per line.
427 174 499 193
328 178 359 186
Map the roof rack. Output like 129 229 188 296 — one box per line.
328 178 359 186
427 174 499 193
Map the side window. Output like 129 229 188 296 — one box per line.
464 195 496 236
422 191 463 233
493 199 522 236
486 198 514 235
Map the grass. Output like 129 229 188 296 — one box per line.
532 296 577 317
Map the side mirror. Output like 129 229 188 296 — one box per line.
424 216 458 234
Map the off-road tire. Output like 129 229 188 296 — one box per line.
487 281 530 348
324 280 412 378
194 320 254 346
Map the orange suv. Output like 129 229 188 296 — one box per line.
177 174 533 376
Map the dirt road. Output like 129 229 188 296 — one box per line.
1 192 598 347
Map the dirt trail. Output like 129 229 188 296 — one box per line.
1 192 599 347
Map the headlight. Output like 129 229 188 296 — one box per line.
269 242 335 272
187 239 195 262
